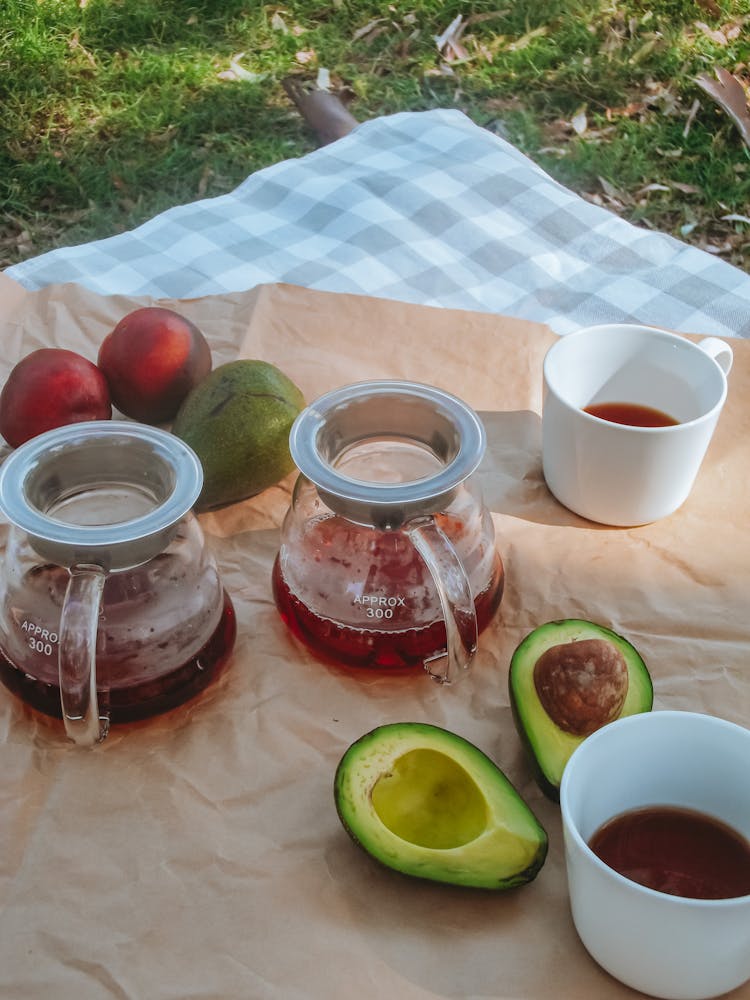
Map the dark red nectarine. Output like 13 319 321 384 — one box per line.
0 348 112 448
97 307 212 424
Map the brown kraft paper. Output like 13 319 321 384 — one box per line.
0 272 747 999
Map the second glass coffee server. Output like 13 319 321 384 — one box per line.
273 380 504 682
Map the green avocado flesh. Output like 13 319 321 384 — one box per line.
509 619 653 801
334 722 548 890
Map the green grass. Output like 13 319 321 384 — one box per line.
3 0 750 270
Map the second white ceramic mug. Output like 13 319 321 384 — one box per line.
560 711 750 1000
542 324 732 526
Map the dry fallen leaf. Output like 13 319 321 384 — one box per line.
603 24 626 58
67 30 97 68
695 21 728 45
295 49 316 65
605 101 646 121
695 66 750 149
424 64 456 78
683 97 700 137
477 43 494 63
631 36 658 62
598 176 631 206
507 25 548 52
353 18 385 41
435 14 469 61
701 240 734 254
571 106 588 135
197 166 213 198
724 22 743 42
637 182 672 194
464 10 511 27
217 53 266 82
643 79 681 116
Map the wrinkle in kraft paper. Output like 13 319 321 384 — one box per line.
0 274 747 1000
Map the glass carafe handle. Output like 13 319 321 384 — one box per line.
59 564 109 746
405 516 478 684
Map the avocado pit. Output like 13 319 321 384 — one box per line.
533 637 628 736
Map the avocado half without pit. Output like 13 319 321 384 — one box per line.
509 619 654 801
334 722 548 890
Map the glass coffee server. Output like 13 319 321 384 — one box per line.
273 380 504 683
0 421 236 745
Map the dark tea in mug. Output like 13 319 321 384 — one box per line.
589 804 750 899
583 401 679 427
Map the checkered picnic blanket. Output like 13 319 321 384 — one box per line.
6 108 750 338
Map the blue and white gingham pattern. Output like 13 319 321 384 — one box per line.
6 108 750 339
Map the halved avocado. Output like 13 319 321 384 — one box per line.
509 619 653 802
334 722 548 890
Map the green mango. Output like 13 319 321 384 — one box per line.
172 359 305 512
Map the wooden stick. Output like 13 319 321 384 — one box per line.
283 77 358 145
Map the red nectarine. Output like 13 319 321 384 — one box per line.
0 348 112 448
98 307 212 424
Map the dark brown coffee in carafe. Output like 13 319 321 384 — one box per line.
0 558 236 724
272 514 504 672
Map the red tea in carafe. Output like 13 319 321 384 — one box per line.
272 513 504 672
0 561 236 724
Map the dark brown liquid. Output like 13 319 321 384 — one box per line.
272 526 504 673
584 401 679 427
0 591 237 724
590 805 750 899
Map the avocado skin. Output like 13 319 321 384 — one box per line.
509 695 563 803
334 722 548 890
509 619 654 802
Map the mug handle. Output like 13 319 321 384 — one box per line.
405 516 478 684
59 564 110 746
697 337 733 376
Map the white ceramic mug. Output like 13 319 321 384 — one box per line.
560 711 750 1000
542 324 733 526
